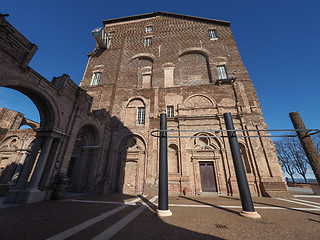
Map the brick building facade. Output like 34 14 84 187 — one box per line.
0 12 288 202
79 12 287 197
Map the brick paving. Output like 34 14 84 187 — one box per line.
0 191 320 240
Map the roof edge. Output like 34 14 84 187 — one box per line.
102 12 230 26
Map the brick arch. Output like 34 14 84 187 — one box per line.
75 123 101 146
177 49 213 84
119 133 147 151
127 53 155 64
127 55 154 88
178 47 211 59
183 94 216 109
126 97 147 107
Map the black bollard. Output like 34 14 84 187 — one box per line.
224 112 260 218
157 113 172 217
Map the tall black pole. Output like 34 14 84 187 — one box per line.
224 112 260 218
157 113 172 216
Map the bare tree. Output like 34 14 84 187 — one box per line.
312 133 320 154
275 137 310 183
275 140 296 183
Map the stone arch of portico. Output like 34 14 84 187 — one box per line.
0 77 64 194
0 83 59 129
19 118 39 129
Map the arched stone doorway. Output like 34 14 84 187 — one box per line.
189 133 224 194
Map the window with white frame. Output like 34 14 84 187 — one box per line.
106 37 111 48
145 37 152 46
91 72 102 86
146 26 153 33
217 66 228 80
167 106 174 117
209 29 217 40
136 107 146 125
105 31 115 48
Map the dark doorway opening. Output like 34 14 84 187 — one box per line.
199 161 217 192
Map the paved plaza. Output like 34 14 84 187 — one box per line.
0 189 320 240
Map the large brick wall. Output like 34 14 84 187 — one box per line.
80 12 287 197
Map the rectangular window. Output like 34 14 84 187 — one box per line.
217 66 227 80
105 31 114 48
106 37 111 48
209 29 217 40
91 72 101 86
146 26 153 33
145 37 152 46
167 106 174 118
136 107 145 125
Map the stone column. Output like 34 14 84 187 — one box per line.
16 137 43 188
10 151 29 185
28 136 54 189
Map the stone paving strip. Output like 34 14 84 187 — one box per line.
293 195 320 198
276 198 320 209
91 205 146 240
292 198 320 206
68 196 320 211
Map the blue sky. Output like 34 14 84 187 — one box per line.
1 0 320 135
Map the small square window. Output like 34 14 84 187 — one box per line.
209 29 217 40
136 107 146 125
217 66 228 80
146 26 153 33
145 37 152 46
167 106 174 118
91 72 101 86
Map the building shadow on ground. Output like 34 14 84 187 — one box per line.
0 193 226 240
179 196 240 215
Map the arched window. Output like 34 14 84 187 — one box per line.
125 98 146 126
168 144 179 173
128 57 153 88
239 143 252 174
